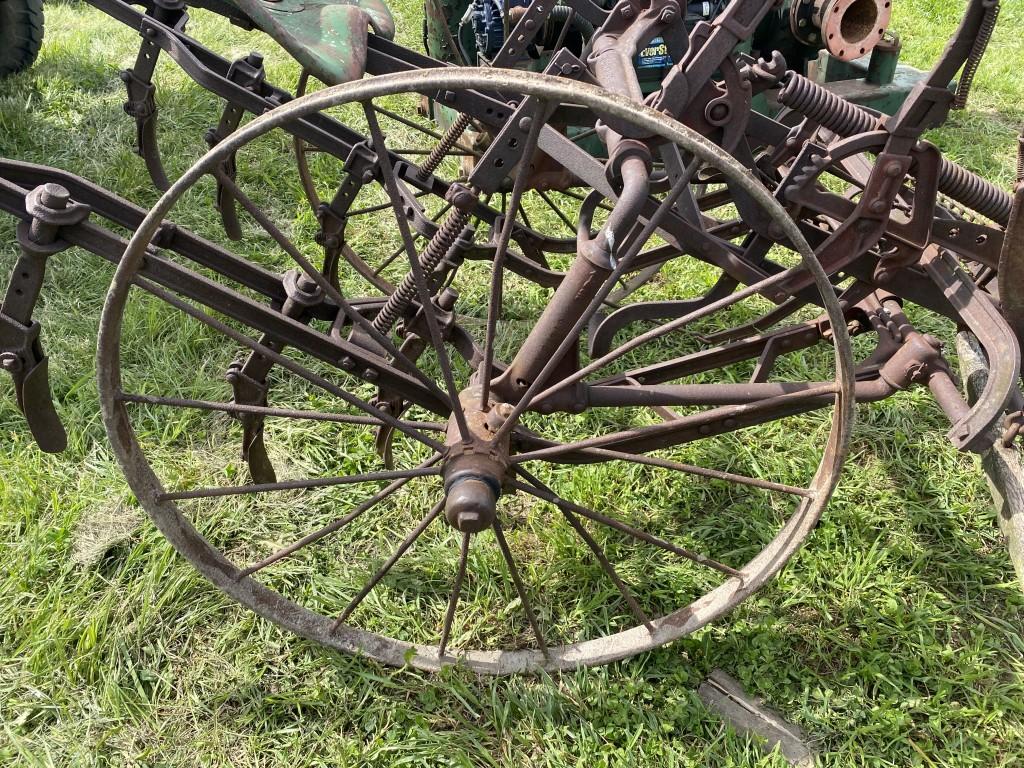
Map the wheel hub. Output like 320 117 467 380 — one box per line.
442 387 513 533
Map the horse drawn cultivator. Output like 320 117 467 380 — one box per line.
0 0 1021 673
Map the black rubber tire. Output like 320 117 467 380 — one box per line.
0 0 44 78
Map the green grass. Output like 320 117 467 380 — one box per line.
2 0 1024 765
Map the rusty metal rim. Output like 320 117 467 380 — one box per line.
97 67 855 674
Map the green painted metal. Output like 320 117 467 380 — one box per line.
226 0 395 84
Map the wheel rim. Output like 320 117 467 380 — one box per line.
98 67 855 674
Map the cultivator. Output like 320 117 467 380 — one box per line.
1 0 1021 672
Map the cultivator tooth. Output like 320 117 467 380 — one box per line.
225 270 325 483
207 53 269 241
1 183 90 453
120 0 187 191
120 66 170 192
316 142 386 291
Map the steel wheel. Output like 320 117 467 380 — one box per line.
98 68 854 673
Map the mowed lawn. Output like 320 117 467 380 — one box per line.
1 0 1023 766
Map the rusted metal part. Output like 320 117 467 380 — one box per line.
997 129 1024 345
119 0 187 191
1 183 88 452
3 0 1023 674
77 67 857 675
789 0 892 63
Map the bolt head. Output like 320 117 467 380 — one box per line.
444 478 496 533
39 183 70 210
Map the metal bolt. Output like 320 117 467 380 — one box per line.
340 356 356 371
364 368 379 382
0 353 21 372
869 199 888 214
518 116 533 132
38 184 70 210
885 162 903 178
621 5 634 18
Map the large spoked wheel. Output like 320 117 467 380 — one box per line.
98 68 854 674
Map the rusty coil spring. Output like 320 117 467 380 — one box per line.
417 112 473 181
372 207 472 333
778 73 878 137
779 72 1012 226
953 0 1000 110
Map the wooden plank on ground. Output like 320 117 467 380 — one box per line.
697 669 816 766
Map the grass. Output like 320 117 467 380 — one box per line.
1 0 1024 765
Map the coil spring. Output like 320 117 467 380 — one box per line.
372 207 472 333
417 112 473 181
953 1 1000 110
778 73 877 137
938 159 1011 226
778 71 1012 226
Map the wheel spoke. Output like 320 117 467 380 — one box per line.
348 190 430 219
211 168 447 401
560 188 613 212
392 148 474 157
438 531 471 657
235 453 442 579
510 480 741 578
371 104 479 156
536 190 577 235
362 101 471 441
479 98 548 409
157 465 441 502
332 498 445 628
520 443 813 498
132 277 445 453
514 383 838 464
492 518 548 655
525 264 806 410
117 391 446 432
515 468 652 631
